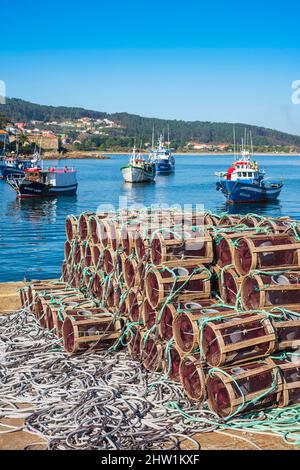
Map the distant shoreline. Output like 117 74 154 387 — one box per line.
43 150 300 159
101 151 300 157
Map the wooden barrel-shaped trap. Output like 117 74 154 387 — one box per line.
218 215 242 226
134 231 150 262
63 311 122 354
258 217 293 235
46 299 96 335
65 215 78 242
219 266 242 305
141 335 164 372
120 223 140 256
241 271 300 310
28 281 68 309
145 263 211 309
103 247 115 276
206 359 282 418
78 212 94 242
214 230 256 268
179 355 207 402
234 234 300 276
150 228 213 266
163 341 182 381
204 212 221 226
273 314 300 350
272 355 300 407
88 213 114 245
114 284 127 316
80 242 92 267
173 302 235 354
90 244 103 269
202 313 276 367
20 288 29 309
123 256 138 288
127 326 143 359
92 271 104 301
142 298 157 330
240 214 263 228
126 289 143 322
81 267 95 294
158 303 177 341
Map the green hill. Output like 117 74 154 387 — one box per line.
2 97 300 148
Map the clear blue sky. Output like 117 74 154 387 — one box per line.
1 0 300 135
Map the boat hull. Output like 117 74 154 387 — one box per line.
217 180 282 203
1 166 25 179
121 165 155 183
154 160 175 174
14 180 78 198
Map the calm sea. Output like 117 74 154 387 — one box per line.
0 154 299 282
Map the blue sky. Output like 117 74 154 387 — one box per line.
1 0 300 134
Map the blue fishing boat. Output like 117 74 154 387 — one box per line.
216 150 283 203
149 134 175 174
0 152 42 179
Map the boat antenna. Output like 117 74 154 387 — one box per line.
3 133 6 156
167 124 170 149
151 126 154 149
233 126 236 159
250 130 254 156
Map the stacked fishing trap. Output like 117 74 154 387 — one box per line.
20 209 300 419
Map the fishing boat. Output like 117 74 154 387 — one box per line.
148 134 175 174
216 149 283 203
121 147 155 183
7 166 78 198
0 134 42 179
0 134 9 178
1 152 42 179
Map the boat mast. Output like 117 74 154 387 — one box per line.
3 133 6 157
233 126 236 160
16 135 19 158
151 126 154 150
250 130 254 156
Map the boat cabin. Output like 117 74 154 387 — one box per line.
25 166 77 186
226 160 260 181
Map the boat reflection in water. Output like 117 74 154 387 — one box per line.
216 199 282 218
5 194 77 223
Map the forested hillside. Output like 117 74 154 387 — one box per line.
2 97 300 148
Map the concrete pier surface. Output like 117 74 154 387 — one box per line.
0 281 297 451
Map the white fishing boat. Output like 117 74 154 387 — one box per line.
121 148 155 183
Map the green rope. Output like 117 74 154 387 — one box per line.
165 401 300 446
164 338 175 375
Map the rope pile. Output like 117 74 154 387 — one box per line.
15 208 300 442
0 309 220 450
